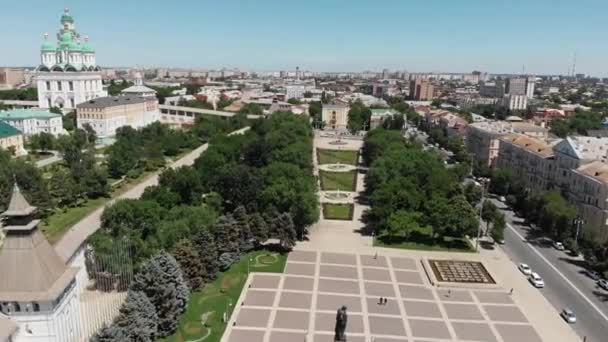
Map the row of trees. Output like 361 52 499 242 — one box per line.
549 111 606 138
363 129 479 243
91 251 189 341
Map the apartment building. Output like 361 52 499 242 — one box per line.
569 161 608 241
409 79 434 100
76 96 160 138
497 134 556 191
467 121 549 167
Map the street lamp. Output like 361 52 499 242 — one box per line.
573 217 585 249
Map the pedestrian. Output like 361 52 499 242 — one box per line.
383 298 388 305
447 289 451 298
378 297 383 305
374 252 378 260
509 288 514 295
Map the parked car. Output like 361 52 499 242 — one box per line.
585 269 601 280
560 309 577 323
598 279 608 291
529 272 545 288
553 241 565 250
518 263 532 275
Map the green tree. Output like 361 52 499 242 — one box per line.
49 168 83 207
131 251 189 337
481 200 498 231
114 290 158 342
212 214 241 254
249 212 269 245
171 239 205 290
287 98 301 105
491 212 506 242
272 212 297 249
192 229 219 282
90 324 127 342
62 111 77 131
386 210 422 240
107 141 139 178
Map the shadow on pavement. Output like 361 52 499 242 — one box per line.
558 257 589 270
591 290 608 302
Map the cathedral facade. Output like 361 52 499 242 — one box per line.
36 8 107 110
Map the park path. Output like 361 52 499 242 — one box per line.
54 127 250 262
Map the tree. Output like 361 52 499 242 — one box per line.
271 212 297 249
445 195 479 238
347 100 372 132
481 200 498 232
464 182 482 205
489 169 513 195
48 168 82 207
491 212 506 242
63 111 77 131
233 206 253 251
90 324 128 342
212 214 241 254
386 210 422 241
159 167 204 205
287 98 301 105
107 140 139 178
249 212 269 245
114 291 158 342
131 251 189 337
171 239 205 290
192 229 219 282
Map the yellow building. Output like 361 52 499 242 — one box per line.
76 96 160 138
497 134 555 191
0 121 25 156
321 103 349 130
570 161 608 241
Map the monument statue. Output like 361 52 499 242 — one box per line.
334 305 348 341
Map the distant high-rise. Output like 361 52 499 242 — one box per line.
505 77 527 96
526 76 535 99
409 79 434 100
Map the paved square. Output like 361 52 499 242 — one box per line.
452 322 497 342
403 300 442 318
409 319 452 339
224 251 544 342
282 275 314 291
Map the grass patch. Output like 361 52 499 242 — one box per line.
317 149 358 165
375 227 474 253
19 151 54 163
322 203 354 220
319 170 357 191
161 250 286 342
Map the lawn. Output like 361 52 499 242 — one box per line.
161 250 287 342
375 227 474 253
319 170 357 191
317 149 358 165
322 203 354 220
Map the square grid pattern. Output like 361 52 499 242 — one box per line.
225 251 542 342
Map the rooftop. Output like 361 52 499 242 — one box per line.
576 161 608 183
501 133 555 158
470 121 548 135
370 108 399 116
322 103 349 110
0 109 61 120
561 136 608 161
0 121 22 138
121 85 157 94
77 95 149 109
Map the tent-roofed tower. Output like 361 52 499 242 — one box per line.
0 183 82 341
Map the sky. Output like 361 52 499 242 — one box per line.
1 0 607 76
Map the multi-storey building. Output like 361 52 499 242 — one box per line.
76 96 160 138
0 184 82 342
505 77 527 96
35 9 107 110
497 134 556 191
479 80 505 98
409 79 434 100
0 122 26 156
467 121 549 167
502 94 528 110
0 68 26 90
0 109 63 137
552 136 608 189
569 161 608 241
321 103 349 130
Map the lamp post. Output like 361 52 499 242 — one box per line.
573 217 584 249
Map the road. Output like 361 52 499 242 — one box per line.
493 199 608 342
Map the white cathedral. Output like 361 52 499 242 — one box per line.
36 8 107 110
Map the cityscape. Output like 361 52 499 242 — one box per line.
1 2 608 342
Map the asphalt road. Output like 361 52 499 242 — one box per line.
494 200 608 342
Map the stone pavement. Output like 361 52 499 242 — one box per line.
223 250 574 342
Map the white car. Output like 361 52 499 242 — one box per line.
560 309 577 323
598 279 608 291
518 263 532 275
553 241 565 250
529 272 545 288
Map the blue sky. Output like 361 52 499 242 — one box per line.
1 0 607 76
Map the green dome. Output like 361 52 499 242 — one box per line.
61 14 74 23
60 31 73 42
81 42 94 53
41 41 55 52
69 41 82 51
